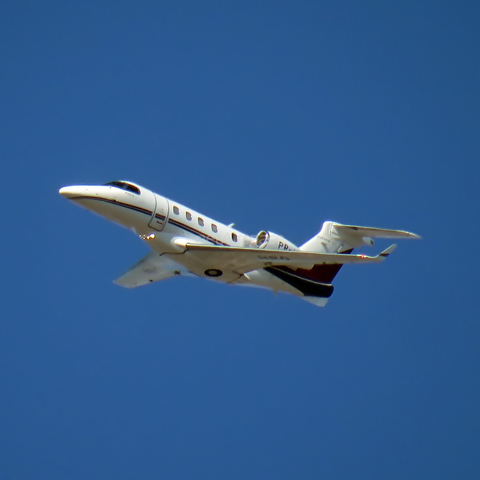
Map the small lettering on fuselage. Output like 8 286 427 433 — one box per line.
258 255 290 261
278 241 292 250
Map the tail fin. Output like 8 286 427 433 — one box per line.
294 221 419 290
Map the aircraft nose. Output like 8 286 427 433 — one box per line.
59 186 76 198
59 185 89 199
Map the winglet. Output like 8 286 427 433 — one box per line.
378 244 397 259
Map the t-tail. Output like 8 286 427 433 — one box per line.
294 221 420 307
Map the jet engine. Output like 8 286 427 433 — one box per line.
254 231 298 251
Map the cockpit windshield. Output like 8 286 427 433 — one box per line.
104 181 141 195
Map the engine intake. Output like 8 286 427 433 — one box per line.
255 231 297 251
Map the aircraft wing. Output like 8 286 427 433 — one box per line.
114 251 192 288
183 243 397 275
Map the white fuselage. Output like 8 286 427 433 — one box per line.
60 180 419 307
59 181 298 295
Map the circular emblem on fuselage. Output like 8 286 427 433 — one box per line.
204 269 223 277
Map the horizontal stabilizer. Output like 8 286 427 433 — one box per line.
334 223 421 240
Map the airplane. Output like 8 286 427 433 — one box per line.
59 180 420 307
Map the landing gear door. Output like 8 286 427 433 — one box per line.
149 194 169 231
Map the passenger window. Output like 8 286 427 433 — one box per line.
231 233 238 242
186 212 192 221
173 206 179 215
211 224 218 233
198 217 204 227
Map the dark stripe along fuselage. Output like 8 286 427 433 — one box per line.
71 196 227 246
71 195 338 296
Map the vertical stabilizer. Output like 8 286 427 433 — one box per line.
296 221 364 288
300 221 357 254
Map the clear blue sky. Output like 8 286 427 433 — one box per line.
1 1 479 479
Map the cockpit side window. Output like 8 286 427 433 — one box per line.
104 181 140 195
125 184 140 194
105 181 124 188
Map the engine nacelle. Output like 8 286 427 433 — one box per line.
362 236 375 246
254 231 298 251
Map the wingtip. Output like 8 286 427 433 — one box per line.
379 244 397 258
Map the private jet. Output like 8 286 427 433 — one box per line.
59 180 420 307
